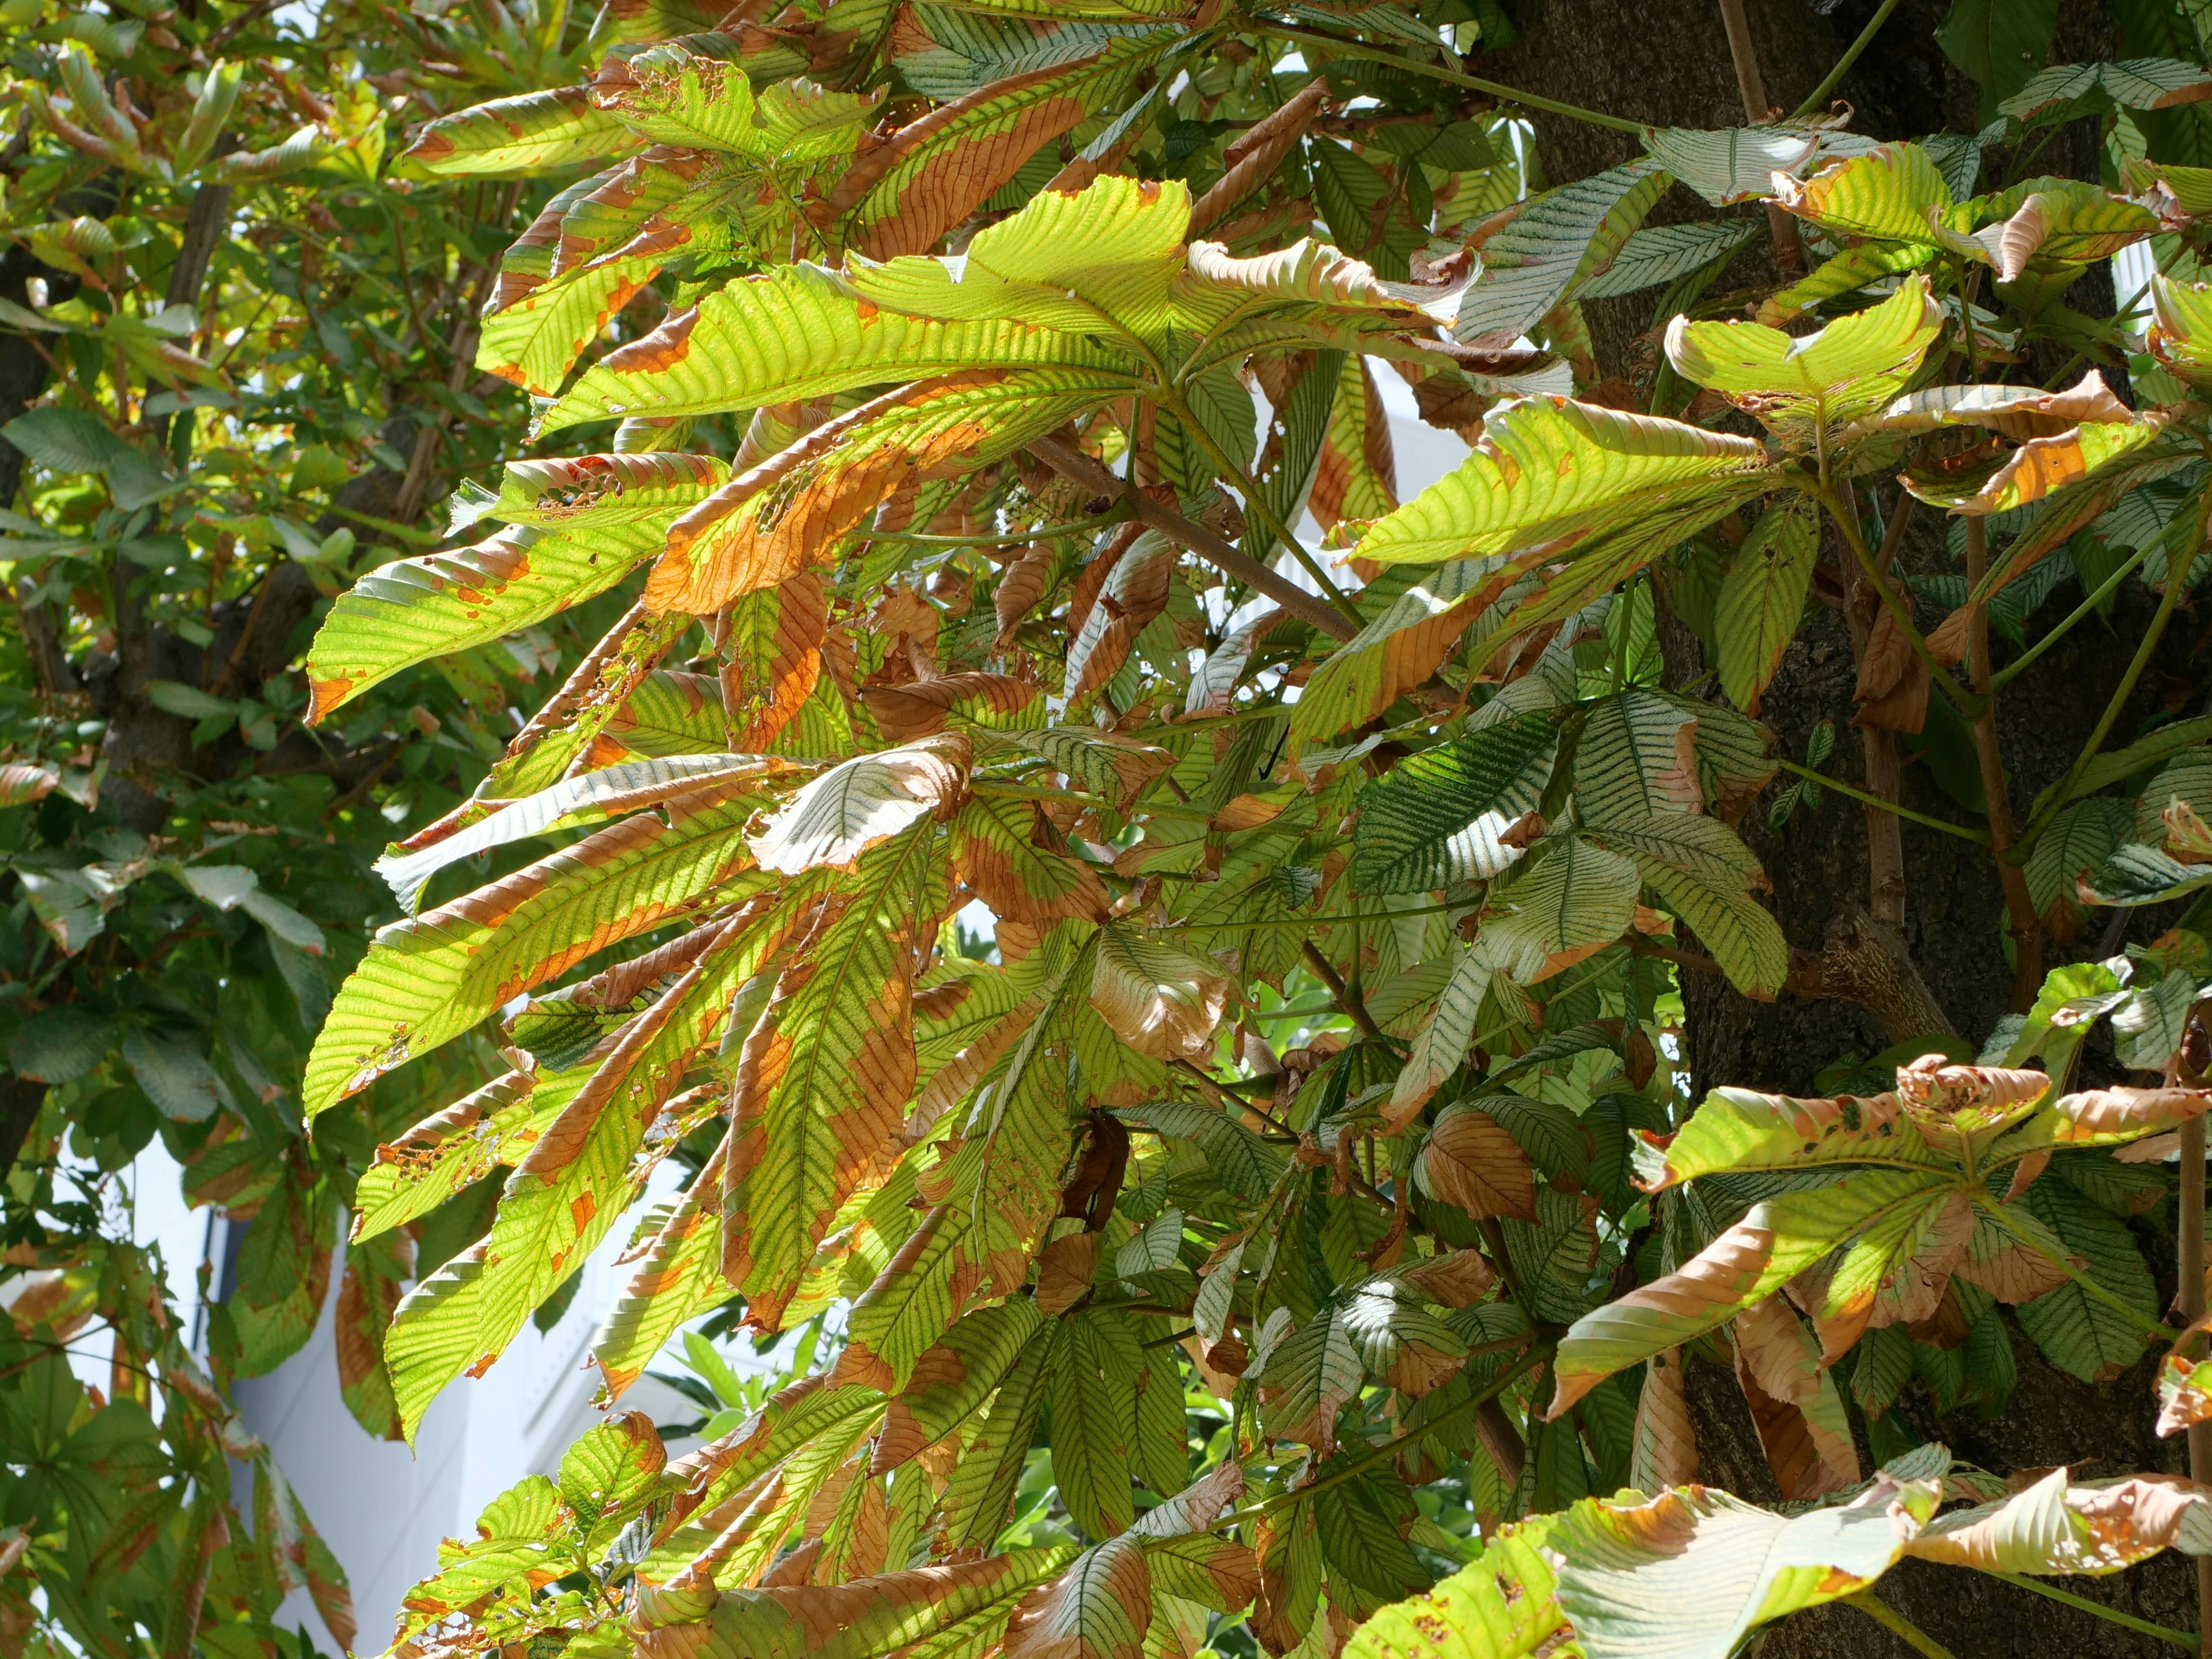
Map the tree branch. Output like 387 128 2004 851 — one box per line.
1031 434 1358 640
1962 518 2041 1010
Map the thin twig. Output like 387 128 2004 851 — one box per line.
1791 0 1909 119
1773 758 1992 844
1963 518 2041 1010
1302 941 1387 1043
2012 536 2191 858
1714 0 1806 281
1164 390 1363 627
1213 1348 1548 1529
1820 483 1980 716
1989 539 2155 692
1843 1590 1959 1659
1031 434 1357 641
1248 20 1649 134
1984 1571 2195 1652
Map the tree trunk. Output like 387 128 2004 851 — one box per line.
1493 3 2206 1653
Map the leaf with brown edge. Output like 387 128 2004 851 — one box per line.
382 888 823 1438
838 43 1173 262
305 518 671 723
725 570 829 751
1036 1229 1103 1316
862 672 1046 743
1089 924 1232 1061
1953 1205 2070 1305
722 824 946 1332
1416 1103 1538 1222
604 670 726 759
950 796 1110 925
303 786 775 1116
591 1141 729 1403
2044 1084 2212 1146
1002 1535 1151 1659
1729 1294 1858 1502
751 733 971 875
1901 1466 2212 1575
396 84 640 176
1309 354 1397 533
632 1547 1080 1659
1629 1347 1697 1494
350 1069 549 1244
336 1227 412 1442
1548 1166 1956 1416
873 1300 1044 1475
645 369 1124 615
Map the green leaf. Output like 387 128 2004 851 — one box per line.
2012 1179 2160 1381
1581 813 1786 998
1480 836 1639 984
397 86 642 176
306 520 668 722
1665 276 1944 450
1642 127 1824 206
122 1028 222 1122
304 795 771 1115
1049 1309 1144 1537
1353 398 1768 568
1772 142 1953 246
724 823 947 1331
1351 714 1555 892
544 262 1123 434
9 1005 116 1084
1338 1520 1577 1659
1454 161 1669 343
1578 219 1758 300
1937 0 2061 118
1715 498 1818 715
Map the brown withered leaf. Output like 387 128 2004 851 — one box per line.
1418 1105 1539 1222
1630 1346 1698 1493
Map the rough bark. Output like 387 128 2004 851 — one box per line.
1497 4 2207 1653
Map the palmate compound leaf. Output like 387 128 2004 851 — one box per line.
302 782 775 1116
1350 713 1556 892
540 252 1124 437
1548 1166 1958 1415
1662 276 1944 451
382 886 830 1437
